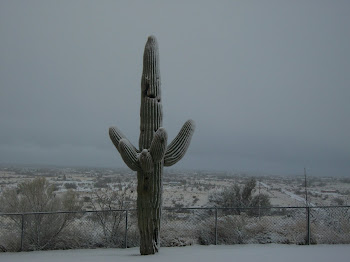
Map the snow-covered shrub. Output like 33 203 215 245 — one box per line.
161 221 194 247
209 179 271 216
0 178 83 251
197 214 263 245
159 209 200 247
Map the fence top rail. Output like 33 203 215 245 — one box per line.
0 209 131 216
163 206 302 211
307 205 350 209
0 205 348 216
164 205 350 211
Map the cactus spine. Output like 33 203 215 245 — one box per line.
109 36 195 255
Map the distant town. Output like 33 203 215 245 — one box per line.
0 165 349 211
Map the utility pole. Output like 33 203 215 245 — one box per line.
258 180 261 219
304 167 308 206
304 167 311 245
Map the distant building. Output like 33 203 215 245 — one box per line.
321 190 337 193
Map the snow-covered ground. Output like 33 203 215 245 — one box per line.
1 244 349 262
281 188 316 207
258 181 271 190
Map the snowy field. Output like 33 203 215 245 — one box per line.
1 244 349 262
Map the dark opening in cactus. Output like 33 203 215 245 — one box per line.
109 36 195 255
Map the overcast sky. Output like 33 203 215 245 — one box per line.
1 1 349 176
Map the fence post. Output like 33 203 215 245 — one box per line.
306 207 311 245
124 209 128 248
214 208 218 245
20 214 24 251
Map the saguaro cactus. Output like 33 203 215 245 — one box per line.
109 36 195 255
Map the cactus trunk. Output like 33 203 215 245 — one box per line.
137 164 162 254
138 36 163 254
109 36 195 255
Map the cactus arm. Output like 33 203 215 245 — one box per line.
118 139 141 171
109 126 138 152
109 127 141 171
109 126 126 150
164 119 195 167
139 149 154 172
149 128 168 163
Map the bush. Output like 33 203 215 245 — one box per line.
0 177 83 251
87 186 136 247
209 178 271 216
64 183 77 190
332 197 344 206
197 214 269 245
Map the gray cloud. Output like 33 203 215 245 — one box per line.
1 1 349 176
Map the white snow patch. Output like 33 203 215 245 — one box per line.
259 182 270 189
1 244 349 262
281 189 316 207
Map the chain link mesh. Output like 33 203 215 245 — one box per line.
310 206 350 244
1 206 349 252
215 207 308 245
0 214 22 252
161 208 214 246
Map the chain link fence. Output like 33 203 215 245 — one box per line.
1 206 349 252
